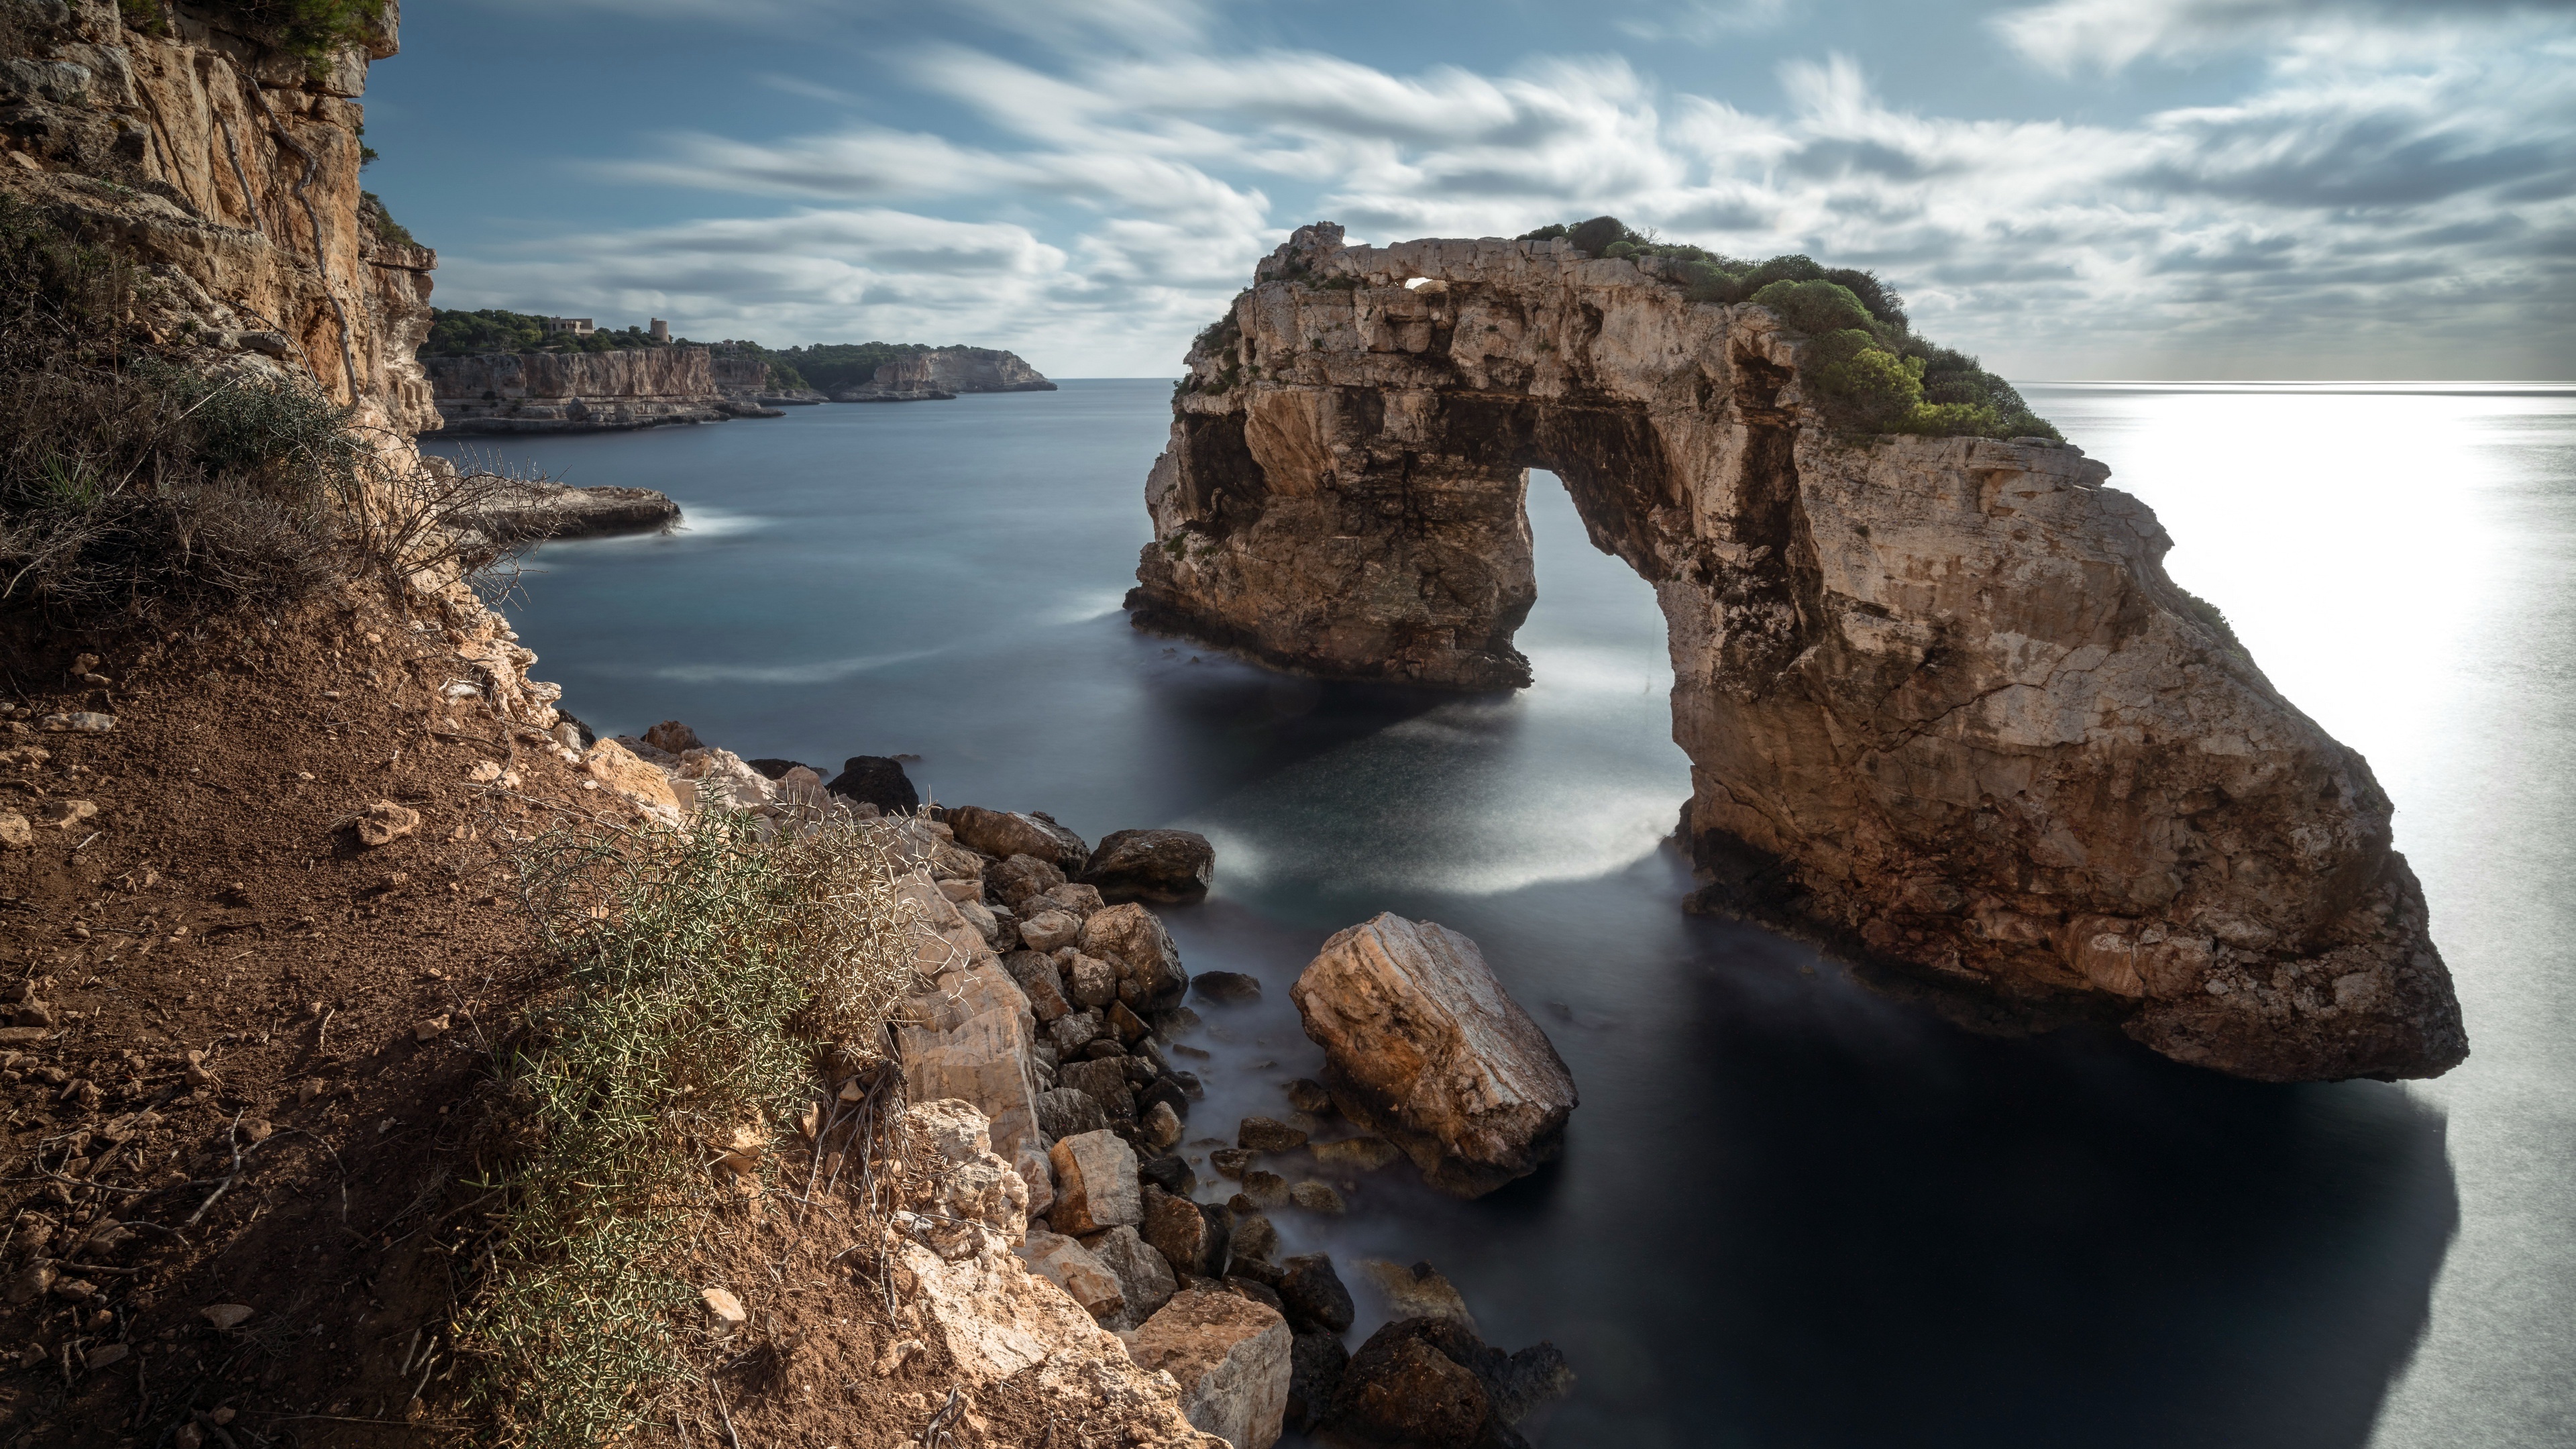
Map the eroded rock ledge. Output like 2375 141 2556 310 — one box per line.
1127 222 2467 1083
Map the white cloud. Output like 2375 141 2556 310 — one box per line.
439 13 2576 380
1991 0 2572 72
1619 0 1791 44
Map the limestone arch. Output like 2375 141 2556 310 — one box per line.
1126 223 2466 1084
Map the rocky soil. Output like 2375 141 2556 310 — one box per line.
1129 220 2467 1085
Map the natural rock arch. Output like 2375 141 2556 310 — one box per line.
1128 223 2467 1083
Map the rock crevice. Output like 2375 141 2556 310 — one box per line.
1128 221 2467 1083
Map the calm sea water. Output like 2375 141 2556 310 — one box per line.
425 380 2576 1448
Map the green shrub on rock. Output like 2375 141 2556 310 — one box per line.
1749 280 1877 339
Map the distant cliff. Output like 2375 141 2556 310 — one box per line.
425 345 782 433
834 345 1056 402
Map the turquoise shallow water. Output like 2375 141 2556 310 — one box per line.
427 380 2576 1448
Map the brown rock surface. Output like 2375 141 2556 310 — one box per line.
1124 1288 1293 1449
1131 221 2466 1083
1291 914 1575 1197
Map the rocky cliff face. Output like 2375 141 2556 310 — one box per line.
0 0 439 435
1130 223 2467 1084
835 345 1057 401
425 345 783 432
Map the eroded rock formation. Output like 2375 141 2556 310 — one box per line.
425 345 780 432
0 0 441 435
1130 223 2467 1083
834 345 1058 402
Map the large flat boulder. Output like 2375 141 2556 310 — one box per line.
1289 914 1575 1197
1126 1289 1293 1449
1083 828 1216 902
947 805 1090 873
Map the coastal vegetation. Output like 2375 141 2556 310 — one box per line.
116 0 386 69
423 309 673 358
767 341 931 394
463 808 922 1444
0 196 403 622
1517 217 2061 441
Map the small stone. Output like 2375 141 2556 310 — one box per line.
1106 999 1151 1044
1020 909 1082 953
175 1424 205 1449
1049 1011 1102 1055
354 799 421 848
1356 1259 1479 1334
1193 971 1262 1004
1277 1253 1356 1334
1240 1169 1290 1209
466 760 502 784
38 799 97 830
1238 1117 1309 1152
40 712 113 733
1285 1079 1336 1116
1140 1099 1183 1152
200 1303 254 1330
1138 1152 1195 1197
1289 1181 1346 1214
1311 1136 1403 1173
1064 951 1119 1009
6 1262 54 1304
701 1286 747 1324
1046 1128 1143 1235
0 812 28 849
85 1343 128 1369
415 1014 450 1042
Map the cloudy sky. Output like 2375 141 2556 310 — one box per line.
363 0 2576 380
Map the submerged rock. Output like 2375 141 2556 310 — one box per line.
1291 914 1576 1197
1083 828 1216 902
1316 1316 1572 1449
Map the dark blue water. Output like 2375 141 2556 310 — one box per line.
427 380 2576 1448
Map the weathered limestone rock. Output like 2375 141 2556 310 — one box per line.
1128 221 2465 1084
1022 1227 1128 1323
833 345 1057 401
1047 1128 1142 1236
1125 1289 1294 1449
894 877 1046 1186
899 1098 1031 1260
949 805 1090 872
581 739 680 816
1081 1223 1179 1326
1084 828 1216 902
451 478 678 543
1079 904 1190 1011
424 347 743 433
1291 915 1575 1197
352 799 420 848
1142 1183 1229 1279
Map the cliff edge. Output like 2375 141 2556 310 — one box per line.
1128 222 2467 1085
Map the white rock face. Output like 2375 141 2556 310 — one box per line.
893 877 1046 1165
1291 914 1576 1197
888 1104 1218 1446
1124 1289 1293 1449
1132 221 2467 1084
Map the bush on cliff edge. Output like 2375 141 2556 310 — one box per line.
1514 215 2062 442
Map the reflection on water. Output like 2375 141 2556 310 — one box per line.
428 380 2576 1448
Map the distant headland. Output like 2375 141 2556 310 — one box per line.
418 308 1055 434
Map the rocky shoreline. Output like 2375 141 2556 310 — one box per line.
579 719 1579 1447
449 474 681 544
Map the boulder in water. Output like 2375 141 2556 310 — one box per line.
1290 914 1576 1197
826 755 918 814
1083 828 1216 902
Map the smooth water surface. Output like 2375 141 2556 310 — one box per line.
427 380 2576 1448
